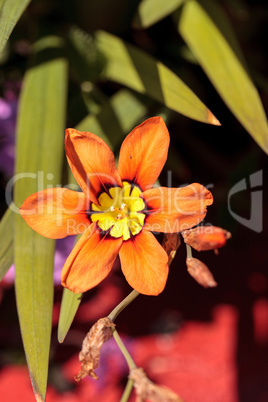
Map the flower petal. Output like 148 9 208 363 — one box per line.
118 116 170 191
65 129 122 204
143 183 213 233
61 224 123 293
20 188 90 239
119 230 168 295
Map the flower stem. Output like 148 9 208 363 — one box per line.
111 327 136 401
120 378 134 402
186 244 193 258
108 289 140 322
107 242 180 401
107 291 139 401
111 326 136 371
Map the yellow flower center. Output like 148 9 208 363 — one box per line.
91 181 145 241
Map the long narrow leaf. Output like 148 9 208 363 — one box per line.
179 0 268 154
76 89 147 147
0 0 31 54
197 0 246 67
14 38 67 401
0 207 14 281
133 0 184 28
96 30 220 125
58 288 82 343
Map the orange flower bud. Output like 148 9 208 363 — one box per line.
182 226 231 251
186 257 217 288
75 317 115 381
130 367 183 402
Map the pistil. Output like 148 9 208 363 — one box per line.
91 182 145 240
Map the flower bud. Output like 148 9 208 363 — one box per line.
162 233 181 265
75 317 115 382
182 226 231 251
130 367 183 402
186 257 217 288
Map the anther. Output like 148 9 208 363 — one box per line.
110 206 115 212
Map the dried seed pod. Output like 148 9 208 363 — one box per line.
130 367 183 402
186 257 217 288
182 226 231 251
75 317 115 382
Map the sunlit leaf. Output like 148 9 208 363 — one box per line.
76 89 147 148
58 288 82 343
178 0 247 67
14 38 67 401
96 30 220 125
198 0 246 66
0 0 31 54
0 208 14 281
133 0 184 28
179 0 268 154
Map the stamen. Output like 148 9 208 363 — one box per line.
92 183 145 240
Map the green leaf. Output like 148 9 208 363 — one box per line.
58 288 83 343
14 38 67 401
133 0 184 28
96 30 220 125
76 89 147 148
58 89 147 342
0 0 32 54
179 0 268 154
68 26 105 83
0 208 14 281
197 0 246 67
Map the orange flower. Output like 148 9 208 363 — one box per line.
20 117 213 295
